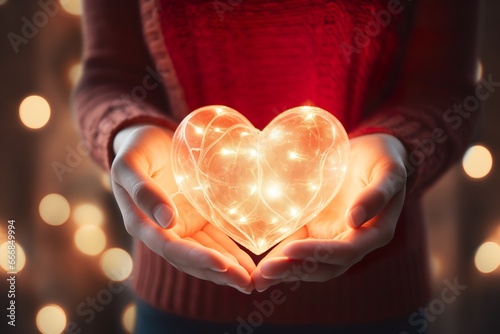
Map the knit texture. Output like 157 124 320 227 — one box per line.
74 0 479 325
135 0 424 324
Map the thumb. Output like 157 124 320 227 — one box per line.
111 154 177 229
346 161 406 229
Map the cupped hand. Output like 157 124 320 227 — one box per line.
110 125 255 293
252 134 408 291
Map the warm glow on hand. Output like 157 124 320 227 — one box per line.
111 125 255 293
251 134 408 291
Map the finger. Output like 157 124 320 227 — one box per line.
261 227 309 260
162 237 230 272
114 182 229 273
190 230 239 264
111 155 177 229
162 235 253 292
260 257 351 282
113 182 178 251
182 263 254 294
202 224 257 274
282 239 359 266
113 179 254 292
347 161 406 228
252 261 287 292
286 191 405 265
252 229 308 291
254 259 351 292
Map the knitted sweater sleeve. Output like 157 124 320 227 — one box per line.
350 0 481 197
72 0 177 170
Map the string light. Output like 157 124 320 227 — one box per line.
172 105 349 254
266 184 283 200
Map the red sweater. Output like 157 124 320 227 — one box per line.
74 0 479 324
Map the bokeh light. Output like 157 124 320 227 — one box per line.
100 173 112 191
68 62 82 86
476 59 483 83
430 255 441 279
36 304 67 334
19 95 51 129
74 226 106 256
60 0 81 15
39 194 70 226
475 241 500 274
0 0 8 6
73 203 104 226
121 303 137 333
463 145 493 179
100 248 133 281
0 242 26 272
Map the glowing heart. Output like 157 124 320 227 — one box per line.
171 106 349 254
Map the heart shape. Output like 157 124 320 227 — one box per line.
171 105 349 254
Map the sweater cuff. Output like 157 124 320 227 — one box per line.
92 100 179 170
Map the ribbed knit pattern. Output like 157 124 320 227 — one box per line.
74 0 479 325
157 0 402 132
133 200 431 324
131 0 430 324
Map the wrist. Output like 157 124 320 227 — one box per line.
113 124 174 154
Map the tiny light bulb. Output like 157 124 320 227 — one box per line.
270 129 281 139
289 207 299 217
266 184 282 199
221 148 235 155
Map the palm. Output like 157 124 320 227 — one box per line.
112 125 255 292
251 134 408 290
299 161 364 240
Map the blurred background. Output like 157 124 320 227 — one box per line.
0 0 499 333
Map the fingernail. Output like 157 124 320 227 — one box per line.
153 205 174 228
210 266 228 273
349 207 366 228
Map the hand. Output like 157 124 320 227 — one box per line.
252 134 408 291
111 125 255 293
